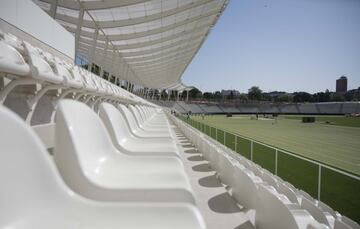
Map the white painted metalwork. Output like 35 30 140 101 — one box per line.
33 0 228 89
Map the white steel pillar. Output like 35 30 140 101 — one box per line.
88 28 99 71
75 7 84 55
100 40 109 78
49 0 58 19
109 49 116 80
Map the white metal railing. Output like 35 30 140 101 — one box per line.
177 115 360 221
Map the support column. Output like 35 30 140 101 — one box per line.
88 27 99 72
186 90 189 102
168 90 171 101
100 40 109 78
109 49 116 80
49 0 58 19
75 7 84 56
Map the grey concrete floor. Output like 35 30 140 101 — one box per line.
170 124 256 229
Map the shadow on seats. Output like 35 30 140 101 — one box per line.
208 192 241 213
184 149 198 154
198 175 222 188
182 144 193 148
192 163 212 172
233 220 255 229
187 155 204 161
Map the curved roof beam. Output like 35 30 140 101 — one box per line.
120 35 204 57
39 0 150 10
126 45 200 64
127 48 196 66
130 52 194 67
112 28 207 51
78 28 206 52
133 58 190 70
53 0 216 29
62 12 216 41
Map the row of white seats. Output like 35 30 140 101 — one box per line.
0 99 207 228
170 115 359 229
0 31 146 123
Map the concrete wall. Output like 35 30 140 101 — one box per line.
0 0 75 59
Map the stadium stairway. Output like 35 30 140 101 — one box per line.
1 30 359 229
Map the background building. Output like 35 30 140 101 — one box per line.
336 76 348 93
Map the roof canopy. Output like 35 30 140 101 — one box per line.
33 0 227 89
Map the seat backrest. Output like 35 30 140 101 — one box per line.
255 184 299 229
128 105 144 126
232 166 259 209
133 105 146 124
301 197 330 227
0 105 66 212
217 152 235 186
55 62 83 88
317 201 336 217
117 103 139 131
277 181 299 204
24 42 62 83
340 216 360 229
54 100 116 187
99 103 132 148
138 105 150 119
334 219 352 229
0 40 30 76
261 171 278 188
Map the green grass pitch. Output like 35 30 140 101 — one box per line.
187 114 360 222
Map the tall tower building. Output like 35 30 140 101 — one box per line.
336 76 348 93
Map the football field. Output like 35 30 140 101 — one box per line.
192 115 360 175
187 114 360 221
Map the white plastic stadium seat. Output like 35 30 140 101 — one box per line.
117 104 173 139
334 219 353 229
0 40 30 76
98 102 179 157
129 104 170 132
340 216 360 229
231 165 263 209
255 184 329 229
0 105 206 229
23 42 63 84
54 100 195 203
301 197 334 228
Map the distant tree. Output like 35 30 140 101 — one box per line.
239 93 248 102
275 94 293 103
214 91 222 100
189 88 202 99
227 91 235 100
331 93 345 102
248 86 262 101
203 92 214 100
293 92 312 103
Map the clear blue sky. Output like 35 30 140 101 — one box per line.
182 0 360 93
